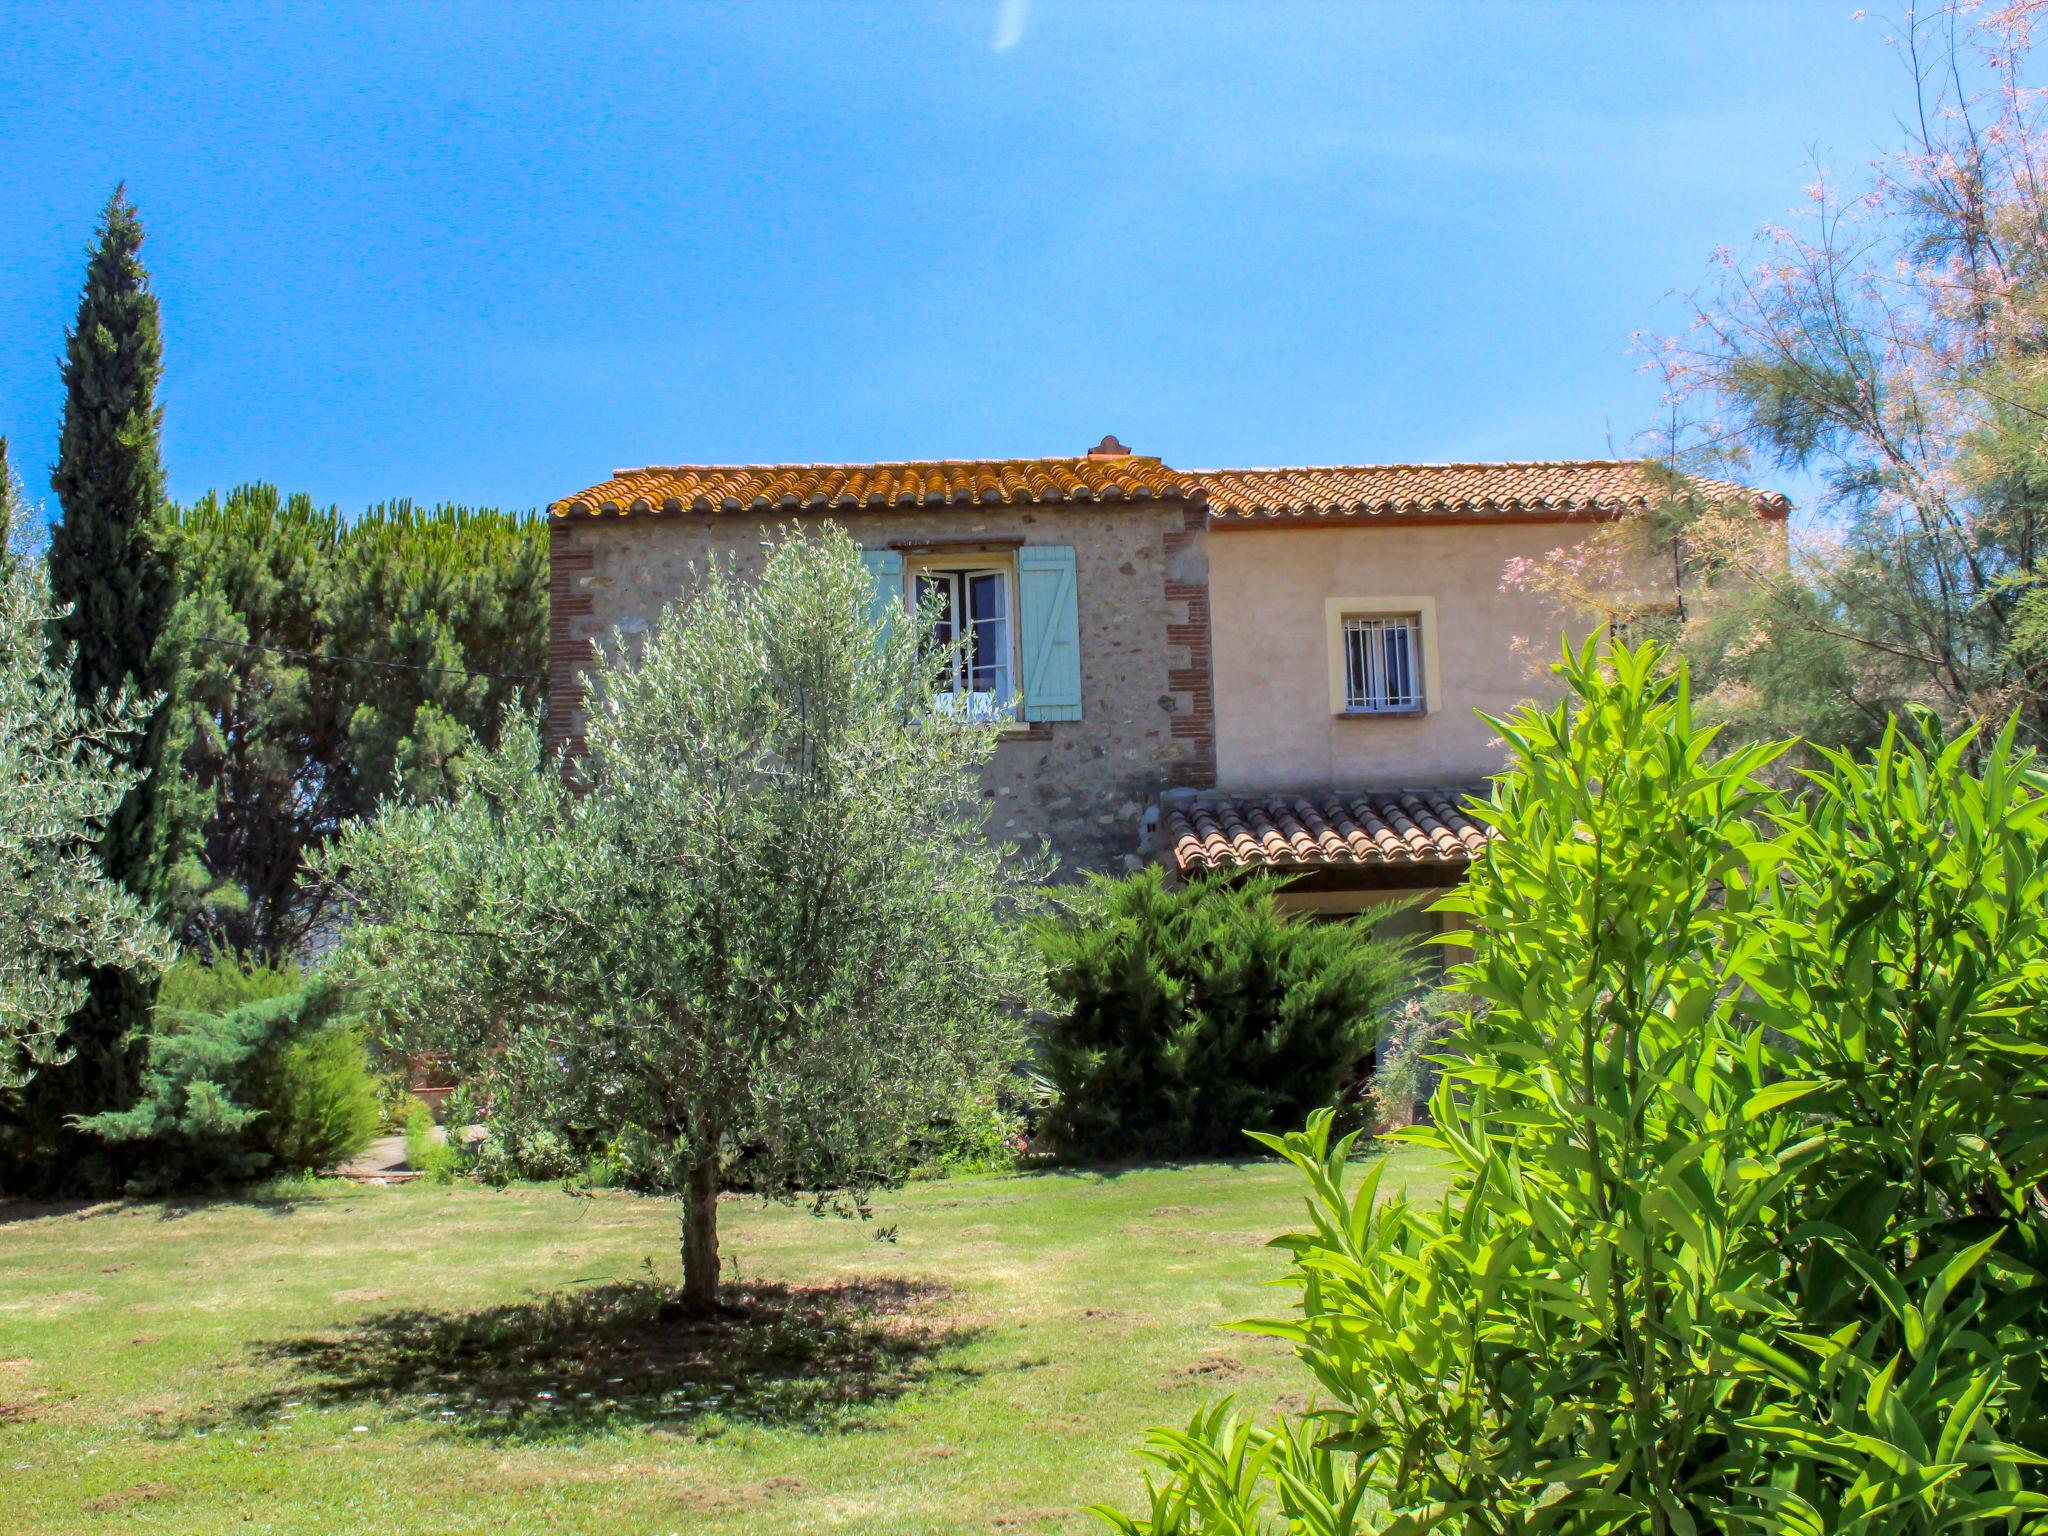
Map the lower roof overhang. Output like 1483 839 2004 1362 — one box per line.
1165 789 1493 887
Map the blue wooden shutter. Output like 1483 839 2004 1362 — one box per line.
859 548 904 638
1018 544 1082 722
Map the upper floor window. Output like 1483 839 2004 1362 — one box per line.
861 544 1083 725
914 559 1016 721
1342 613 1425 714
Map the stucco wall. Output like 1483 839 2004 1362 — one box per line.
1207 520 1655 791
548 502 1215 878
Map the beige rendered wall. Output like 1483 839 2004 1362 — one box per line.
548 501 1216 878
1208 521 1649 791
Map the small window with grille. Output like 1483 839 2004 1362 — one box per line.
1342 614 1425 714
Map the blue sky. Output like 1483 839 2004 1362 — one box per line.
0 2 1897 517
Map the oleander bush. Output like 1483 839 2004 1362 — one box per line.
1100 637 2048 1536
1037 868 1417 1159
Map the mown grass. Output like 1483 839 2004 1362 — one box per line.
0 1147 1448 1535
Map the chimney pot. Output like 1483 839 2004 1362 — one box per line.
1086 434 1131 458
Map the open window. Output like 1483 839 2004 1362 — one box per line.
860 544 1081 724
913 558 1018 722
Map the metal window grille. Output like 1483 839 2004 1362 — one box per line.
1343 615 1424 713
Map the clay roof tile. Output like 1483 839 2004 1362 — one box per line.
1192 460 1787 523
554 455 1786 526
1167 789 1495 875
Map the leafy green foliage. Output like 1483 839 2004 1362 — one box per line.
7 188 183 1192
320 526 1044 1307
0 548 173 1097
1099 637 2048 1535
1037 869 1415 1159
245 1018 382 1176
164 486 545 958
77 978 380 1192
0 436 18 567
458 1081 597 1187
1363 989 1460 1133
400 1100 461 1185
157 950 303 1016
0 551 174 1098
905 1088 1027 1177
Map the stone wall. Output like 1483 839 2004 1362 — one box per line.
547 501 1216 878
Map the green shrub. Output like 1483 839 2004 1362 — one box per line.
1099 638 2048 1535
246 1020 381 1174
400 1100 461 1184
78 975 381 1191
454 1077 603 1187
906 1088 1025 1177
376 1078 425 1133
1036 867 1417 1159
156 951 302 1016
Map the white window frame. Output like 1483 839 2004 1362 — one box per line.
1325 596 1440 718
907 552 1021 723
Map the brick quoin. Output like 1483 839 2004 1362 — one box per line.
1161 503 1216 790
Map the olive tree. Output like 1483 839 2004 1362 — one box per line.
1 553 175 1089
320 527 1042 1309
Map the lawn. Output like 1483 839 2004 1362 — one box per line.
0 1147 1446 1535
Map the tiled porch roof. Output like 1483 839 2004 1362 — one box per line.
1168 790 1493 874
551 455 1199 517
1193 460 1788 523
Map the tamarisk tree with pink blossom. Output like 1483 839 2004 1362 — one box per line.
1509 1 2048 756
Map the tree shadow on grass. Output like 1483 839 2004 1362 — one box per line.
230 1277 978 1441
0 1185 327 1226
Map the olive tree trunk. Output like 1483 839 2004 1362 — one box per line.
680 1152 721 1310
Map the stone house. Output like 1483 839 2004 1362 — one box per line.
547 437 1786 934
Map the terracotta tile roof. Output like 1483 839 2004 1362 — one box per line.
1168 790 1493 874
551 455 1199 517
554 452 1789 526
1193 460 1788 523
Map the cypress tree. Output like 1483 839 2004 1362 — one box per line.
0 189 180 1191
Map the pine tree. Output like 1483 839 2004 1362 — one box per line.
165 491 545 960
1 189 181 1191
